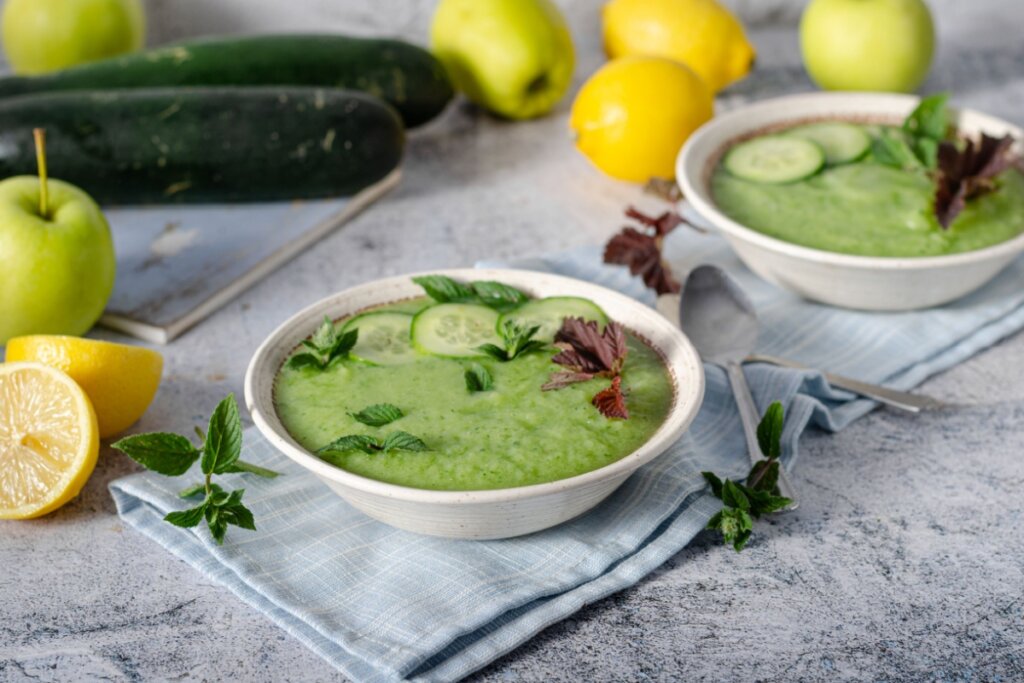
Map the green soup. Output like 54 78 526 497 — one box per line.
273 299 674 491
711 125 1024 258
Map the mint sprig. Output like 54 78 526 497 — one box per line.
412 275 528 312
477 320 547 361
287 316 358 370
702 401 792 552
873 92 949 171
112 394 280 545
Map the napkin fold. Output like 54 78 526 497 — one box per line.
111 227 1024 682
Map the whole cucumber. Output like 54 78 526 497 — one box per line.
0 35 453 128
0 87 404 204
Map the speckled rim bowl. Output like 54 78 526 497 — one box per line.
244 269 705 540
677 92 1024 311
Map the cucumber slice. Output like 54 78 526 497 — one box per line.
497 297 608 342
411 304 501 358
724 136 825 184
785 122 871 165
341 312 417 366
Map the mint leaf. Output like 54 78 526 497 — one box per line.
310 316 336 350
479 320 546 361
202 394 243 475
721 479 750 511
165 502 207 528
223 460 281 478
746 459 779 494
317 434 379 455
476 343 509 361
413 275 477 303
756 401 784 460
470 281 529 311
287 353 321 370
178 483 206 499
904 92 949 142
214 489 256 531
111 433 199 476
872 130 922 169
328 328 358 364
381 431 429 453
465 363 493 392
350 403 404 427
701 471 724 498
913 136 939 169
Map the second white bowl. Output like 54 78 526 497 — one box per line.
677 92 1024 311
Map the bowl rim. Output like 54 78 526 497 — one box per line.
677 91 1024 271
244 268 705 505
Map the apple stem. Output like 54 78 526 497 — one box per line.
33 128 49 219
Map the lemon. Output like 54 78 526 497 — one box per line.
0 362 99 519
5 336 163 438
603 0 755 92
570 56 713 182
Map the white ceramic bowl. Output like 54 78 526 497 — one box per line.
245 269 705 540
677 92 1024 310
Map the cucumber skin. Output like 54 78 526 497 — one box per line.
0 35 453 128
0 87 404 204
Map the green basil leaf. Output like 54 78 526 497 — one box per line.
111 433 200 476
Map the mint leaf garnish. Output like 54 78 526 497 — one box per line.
316 431 430 460
110 394 281 545
381 431 429 453
412 275 529 312
286 316 358 370
111 432 200 476
702 401 793 551
465 363 493 392
317 434 379 456
478 320 546 361
350 403 404 427
470 281 529 309
165 503 208 528
203 394 242 475
874 93 950 172
903 92 949 142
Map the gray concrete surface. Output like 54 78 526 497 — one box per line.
2 1 1024 681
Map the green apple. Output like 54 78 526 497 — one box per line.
430 0 575 119
800 0 934 93
2 0 145 75
0 176 116 345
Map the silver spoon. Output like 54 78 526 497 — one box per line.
656 295 944 413
679 265 799 510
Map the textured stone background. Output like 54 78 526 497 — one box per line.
2 0 1024 681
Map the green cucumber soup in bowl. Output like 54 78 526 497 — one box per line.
677 92 1024 310
245 269 705 539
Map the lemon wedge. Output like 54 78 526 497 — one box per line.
6 336 163 438
0 362 99 519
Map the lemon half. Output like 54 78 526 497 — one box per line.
6 336 163 438
0 362 99 519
